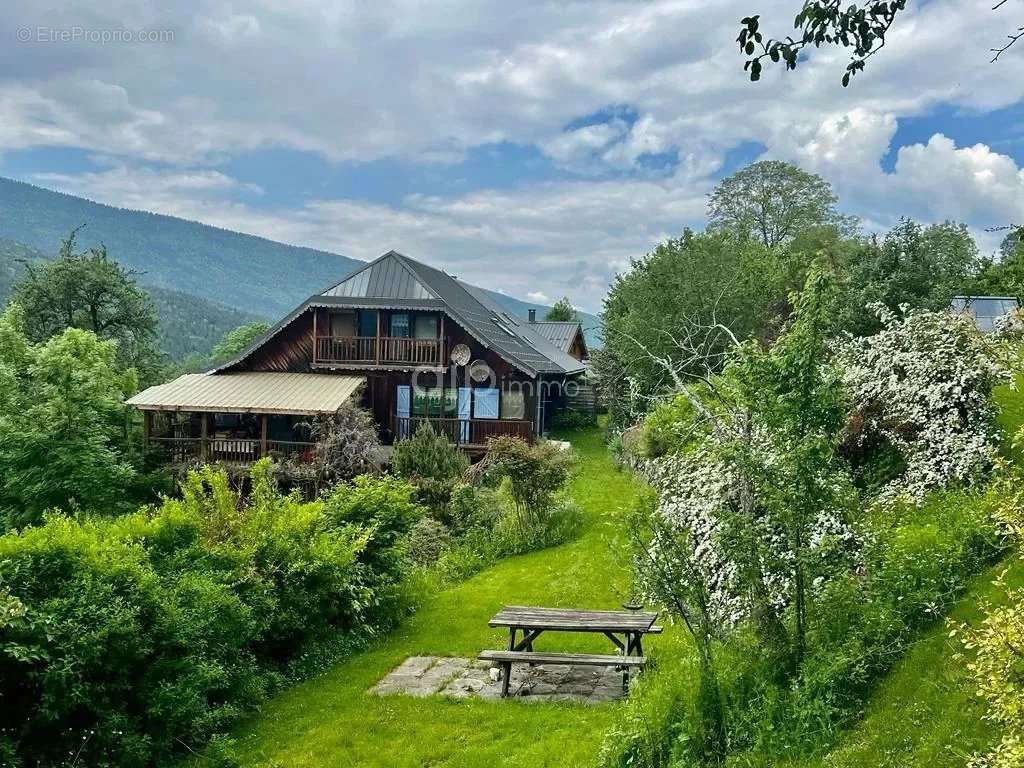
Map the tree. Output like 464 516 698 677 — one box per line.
708 161 851 250
210 321 272 361
627 263 856 737
963 226 1024 299
738 1 1022 87
11 228 160 379
834 219 982 335
601 228 789 429
0 306 138 530
544 297 577 322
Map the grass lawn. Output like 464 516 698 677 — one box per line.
230 425 652 767
785 557 1022 768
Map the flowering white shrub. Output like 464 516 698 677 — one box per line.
639 429 859 631
837 305 1008 503
641 449 744 628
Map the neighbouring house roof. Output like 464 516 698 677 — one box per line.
531 320 587 356
127 372 365 415
951 295 1021 332
216 250 586 378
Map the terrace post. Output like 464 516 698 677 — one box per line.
260 414 268 457
142 410 151 446
200 413 209 461
376 310 382 365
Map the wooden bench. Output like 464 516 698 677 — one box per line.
478 649 647 697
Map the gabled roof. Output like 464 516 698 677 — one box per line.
531 320 587 356
321 252 435 300
215 251 586 377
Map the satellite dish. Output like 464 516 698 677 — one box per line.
468 359 492 383
450 343 471 366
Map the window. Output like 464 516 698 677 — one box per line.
390 313 410 337
413 387 457 417
473 387 500 420
414 314 438 339
501 388 525 420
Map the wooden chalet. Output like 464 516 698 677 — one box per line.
129 251 588 466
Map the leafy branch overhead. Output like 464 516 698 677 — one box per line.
738 1 1023 87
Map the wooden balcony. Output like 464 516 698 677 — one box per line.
314 335 445 367
146 437 316 465
392 414 533 447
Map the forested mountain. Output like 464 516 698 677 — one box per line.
0 238 264 361
0 177 600 351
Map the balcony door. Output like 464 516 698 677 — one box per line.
389 313 410 338
330 311 355 337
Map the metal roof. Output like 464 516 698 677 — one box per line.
530 321 584 353
215 251 586 378
127 372 365 415
321 255 434 299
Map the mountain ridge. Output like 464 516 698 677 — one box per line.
0 176 600 348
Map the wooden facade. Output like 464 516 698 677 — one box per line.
133 251 588 467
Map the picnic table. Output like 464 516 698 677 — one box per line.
480 605 661 697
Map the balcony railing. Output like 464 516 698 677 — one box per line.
314 335 444 367
392 415 533 446
146 437 316 465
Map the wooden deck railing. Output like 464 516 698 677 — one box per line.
146 437 316 464
392 415 533 446
314 335 444 366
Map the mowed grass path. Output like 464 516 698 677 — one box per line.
231 426 647 767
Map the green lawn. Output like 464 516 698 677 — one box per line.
785 557 1022 768
231 426 650 767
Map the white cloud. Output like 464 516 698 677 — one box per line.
526 291 550 303
2 0 1022 169
4 0 1024 310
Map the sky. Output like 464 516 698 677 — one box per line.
2 1 1024 313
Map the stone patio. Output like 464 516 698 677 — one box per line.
370 655 627 704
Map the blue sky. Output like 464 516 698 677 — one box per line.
2 0 1024 312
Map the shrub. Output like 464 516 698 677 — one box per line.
0 460 414 767
493 496 584 555
470 437 582 554
406 517 453 567
295 403 382 493
446 482 501 535
639 395 702 458
551 408 596 430
322 474 422 621
391 422 469 520
837 305 1008 502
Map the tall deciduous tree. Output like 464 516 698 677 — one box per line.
210 321 272 361
707 161 851 250
600 228 789 427
0 305 137 530
834 219 981 335
11 228 160 379
544 297 578 322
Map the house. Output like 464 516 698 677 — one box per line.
528 312 590 362
950 295 1021 332
128 251 588 467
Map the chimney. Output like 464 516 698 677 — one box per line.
528 309 536 323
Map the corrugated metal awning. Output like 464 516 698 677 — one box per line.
127 372 365 415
